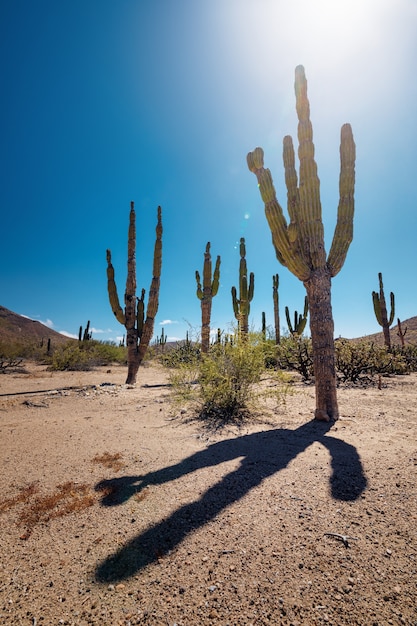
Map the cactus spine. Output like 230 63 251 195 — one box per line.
273 274 280 344
195 242 221 353
372 272 395 350
106 202 162 384
231 238 254 340
247 66 356 421
285 297 309 336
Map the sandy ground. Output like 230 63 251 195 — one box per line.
0 361 416 626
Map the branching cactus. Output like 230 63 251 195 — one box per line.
372 272 395 350
285 297 309 337
231 237 254 340
273 274 280 344
106 202 162 384
247 65 356 421
195 242 221 353
397 318 407 348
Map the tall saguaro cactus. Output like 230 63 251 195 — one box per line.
247 65 356 421
106 202 162 385
231 237 254 340
195 242 221 353
273 274 280 344
372 272 395 350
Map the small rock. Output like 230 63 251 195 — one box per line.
208 585 217 592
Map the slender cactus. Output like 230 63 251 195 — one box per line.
79 320 92 342
372 272 395 350
247 65 356 421
273 274 280 344
106 202 162 384
231 238 254 341
285 297 309 336
396 318 407 348
261 311 266 340
195 242 221 353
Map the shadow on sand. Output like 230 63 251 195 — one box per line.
94 420 367 582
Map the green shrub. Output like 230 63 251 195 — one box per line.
167 338 289 426
48 340 126 371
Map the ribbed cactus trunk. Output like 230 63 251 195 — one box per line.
107 203 162 385
247 66 356 421
304 269 338 420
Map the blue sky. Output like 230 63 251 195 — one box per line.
1 0 417 344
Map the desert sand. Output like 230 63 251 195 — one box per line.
0 361 416 625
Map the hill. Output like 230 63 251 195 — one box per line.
354 315 417 347
0 305 71 347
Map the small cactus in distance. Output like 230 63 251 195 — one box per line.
231 237 254 340
372 272 395 350
397 318 407 348
106 202 162 384
195 242 221 353
273 274 280 344
285 297 309 336
79 320 92 342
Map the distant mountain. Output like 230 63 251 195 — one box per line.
352 316 417 347
0 306 71 346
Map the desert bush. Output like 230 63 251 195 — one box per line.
158 340 201 368
48 340 126 371
275 335 314 381
167 338 289 425
335 340 410 382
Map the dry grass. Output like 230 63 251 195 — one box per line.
0 481 96 539
91 451 125 472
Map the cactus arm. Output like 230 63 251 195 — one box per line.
231 286 239 318
137 288 145 339
106 249 125 325
195 270 203 299
135 206 163 369
388 292 395 326
294 65 326 271
327 124 356 277
285 306 294 335
212 255 221 296
247 152 310 280
372 291 383 326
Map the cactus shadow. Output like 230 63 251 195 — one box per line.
94 420 367 582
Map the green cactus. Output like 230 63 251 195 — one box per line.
396 318 407 348
261 311 266 340
247 66 356 421
195 242 221 353
273 274 280 345
106 202 162 384
372 272 395 350
79 320 92 342
285 297 308 336
231 237 254 340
